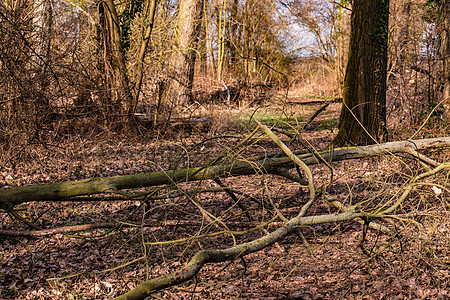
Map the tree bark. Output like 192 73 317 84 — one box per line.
443 0 450 120
132 0 158 115
334 0 389 145
337 1 351 92
99 0 134 122
32 0 52 111
163 0 204 110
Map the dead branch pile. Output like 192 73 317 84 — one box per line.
0 133 449 299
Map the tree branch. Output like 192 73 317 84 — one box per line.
114 210 370 300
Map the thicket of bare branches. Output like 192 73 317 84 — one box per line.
1 0 450 299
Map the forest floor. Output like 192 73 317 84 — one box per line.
0 92 450 299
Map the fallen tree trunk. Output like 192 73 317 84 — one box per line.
0 136 449 210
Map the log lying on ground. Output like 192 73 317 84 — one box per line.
0 136 449 210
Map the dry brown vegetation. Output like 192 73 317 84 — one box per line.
1 89 449 298
1 0 450 298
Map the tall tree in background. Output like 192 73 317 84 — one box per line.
133 0 157 114
336 1 351 91
288 0 338 65
389 0 417 77
288 0 347 93
98 0 133 122
164 0 204 109
334 0 389 145
442 0 450 120
32 0 52 111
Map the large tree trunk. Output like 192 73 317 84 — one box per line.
336 1 351 93
163 0 204 111
334 0 389 145
443 0 450 120
99 0 133 123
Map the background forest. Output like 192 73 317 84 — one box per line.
1 0 450 299
0 0 449 134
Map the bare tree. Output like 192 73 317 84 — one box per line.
442 0 450 120
336 0 351 91
98 0 133 123
288 0 339 65
32 0 53 111
133 0 158 114
163 0 204 110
